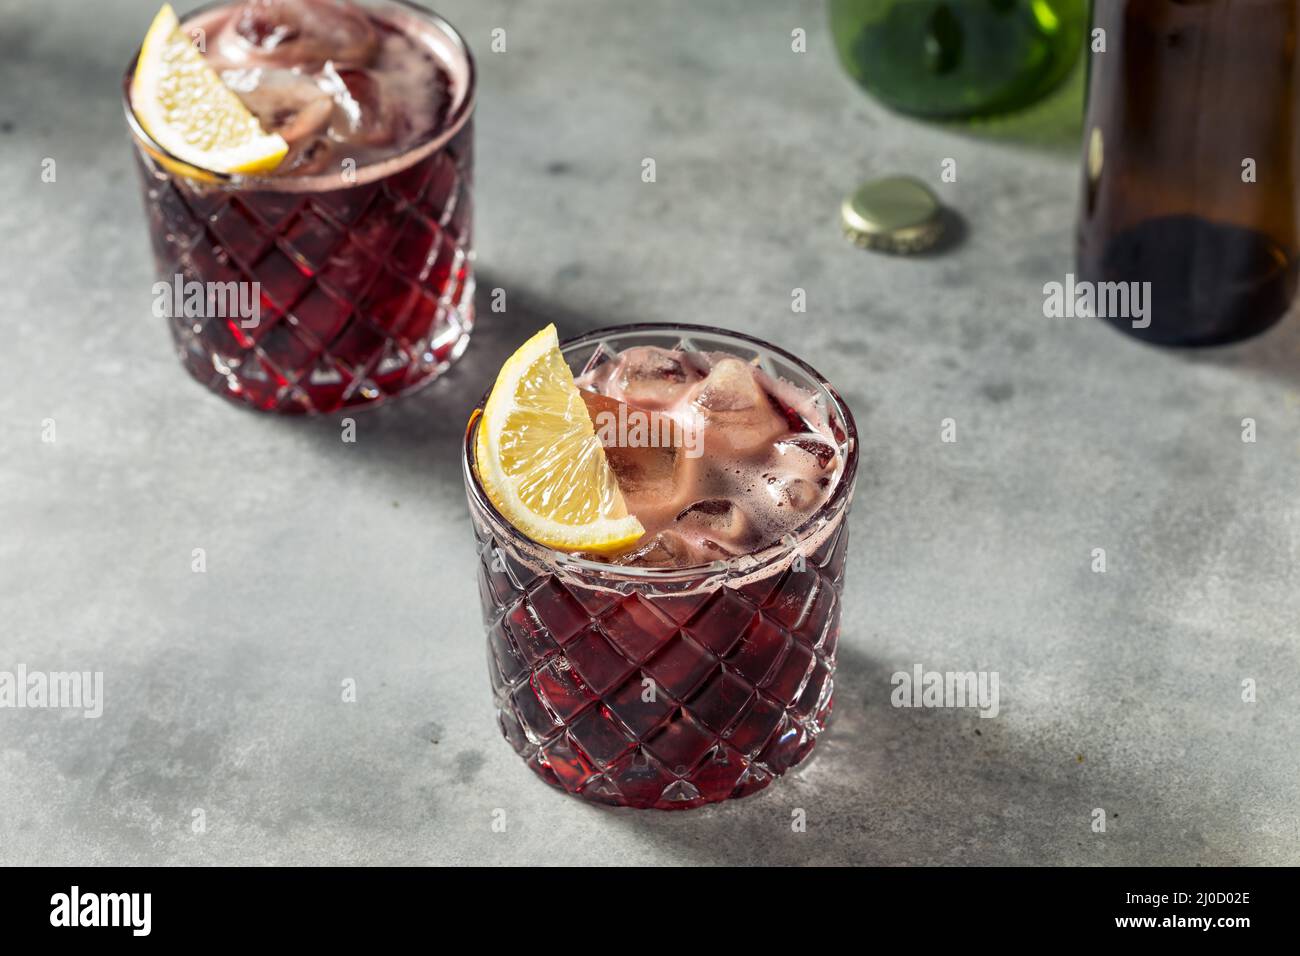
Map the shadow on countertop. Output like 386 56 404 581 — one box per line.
1173 308 1300 394
576 642 1254 866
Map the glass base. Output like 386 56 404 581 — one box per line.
514 699 831 811
482 521 846 811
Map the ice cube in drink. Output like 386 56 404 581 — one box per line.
575 346 843 566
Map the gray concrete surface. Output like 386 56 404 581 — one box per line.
1 0 1298 866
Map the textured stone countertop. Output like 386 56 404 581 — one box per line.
1 0 1297 866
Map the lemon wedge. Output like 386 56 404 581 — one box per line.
475 325 645 554
130 4 288 176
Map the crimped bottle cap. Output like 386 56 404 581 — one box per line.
841 175 944 254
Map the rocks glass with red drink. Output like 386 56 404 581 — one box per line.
464 325 859 809
123 0 475 413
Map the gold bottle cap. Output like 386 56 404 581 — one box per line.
841 175 944 254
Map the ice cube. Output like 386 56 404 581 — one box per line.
697 537 739 559
613 347 704 409
282 136 332 175
232 0 302 52
765 475 820 512
580 390 680 499
225 68 333 146
229 0 378 68
320 65 409 148
775 435 838 471
616 530 695 568
675 498 750 553
692 357 762 412
675 498 743 532
689 357 788 455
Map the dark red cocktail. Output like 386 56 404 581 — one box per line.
464 325 859 809
123 0 475 413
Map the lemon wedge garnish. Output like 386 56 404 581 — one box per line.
475 325 645 554
130 4 288 176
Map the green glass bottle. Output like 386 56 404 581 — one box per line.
829 0 1087 119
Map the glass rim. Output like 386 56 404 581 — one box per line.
462 322 860 585
120 0 477 192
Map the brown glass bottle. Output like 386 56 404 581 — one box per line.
1077 0 1300 347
